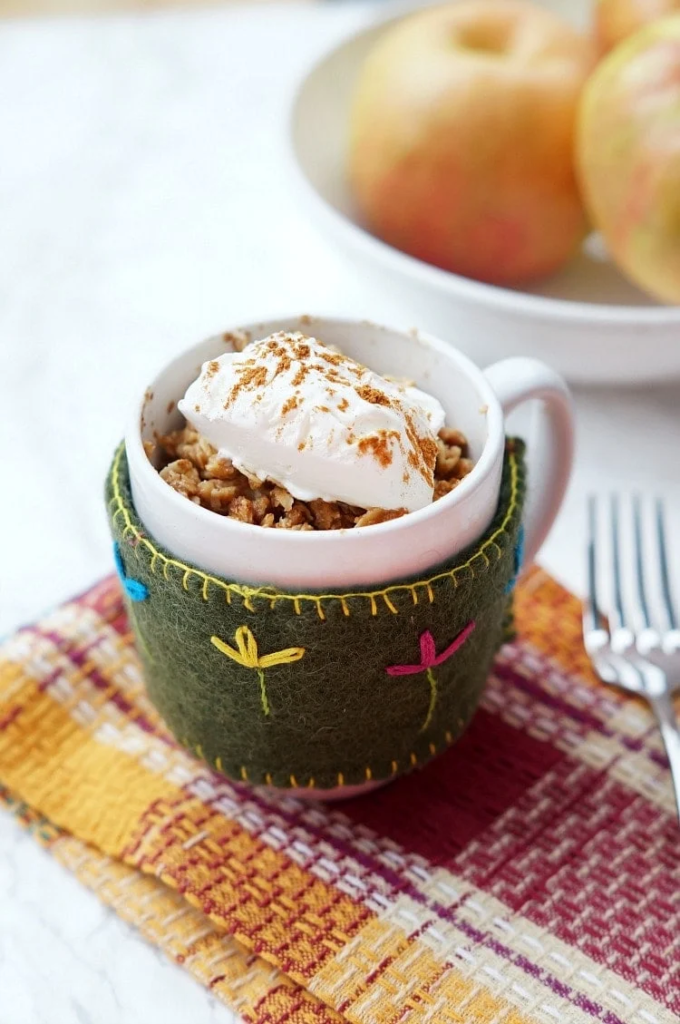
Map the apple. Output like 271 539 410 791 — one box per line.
348 0 594 286
595 0 680 54
577 15 680 304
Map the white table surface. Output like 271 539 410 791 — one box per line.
1 4 679 1022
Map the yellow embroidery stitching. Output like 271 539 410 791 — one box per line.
110 443 521 617
199 734 458 786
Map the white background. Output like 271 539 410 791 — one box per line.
1 5 679 1022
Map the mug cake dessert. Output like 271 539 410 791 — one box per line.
149 331 475 531
107 314 566 795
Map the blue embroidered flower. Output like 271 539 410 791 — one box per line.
113 543 149 602
505 524 525 595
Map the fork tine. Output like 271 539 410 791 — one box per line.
656 499 678 633
584 495 602 637
610 494 627 634
633 495 652 630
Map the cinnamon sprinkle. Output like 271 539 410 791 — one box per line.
292 364 309 388
356 384 391 407
357 430 400 469
281 395 299 417
225 364 268 407
418 435 438 476
403 408 436 486
319 349 345 367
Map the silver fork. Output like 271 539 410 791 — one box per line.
584 495 680 822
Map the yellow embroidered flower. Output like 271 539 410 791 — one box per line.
210 626 304 715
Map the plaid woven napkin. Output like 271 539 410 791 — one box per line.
1 569 678 1024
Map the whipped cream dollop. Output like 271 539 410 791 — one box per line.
178 332 445 512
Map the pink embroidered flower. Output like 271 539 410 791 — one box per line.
386 622 476 733
386 623 476 677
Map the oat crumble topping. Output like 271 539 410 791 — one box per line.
153 422 473 530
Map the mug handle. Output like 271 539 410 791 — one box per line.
484 358 575 567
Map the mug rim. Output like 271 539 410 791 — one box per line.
124 314 505 546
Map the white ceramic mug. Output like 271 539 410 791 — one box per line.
126 315 574 589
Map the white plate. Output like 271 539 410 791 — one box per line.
289 1 680 385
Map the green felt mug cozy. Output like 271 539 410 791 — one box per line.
105 439 526 791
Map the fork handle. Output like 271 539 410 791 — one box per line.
648 689 680 822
